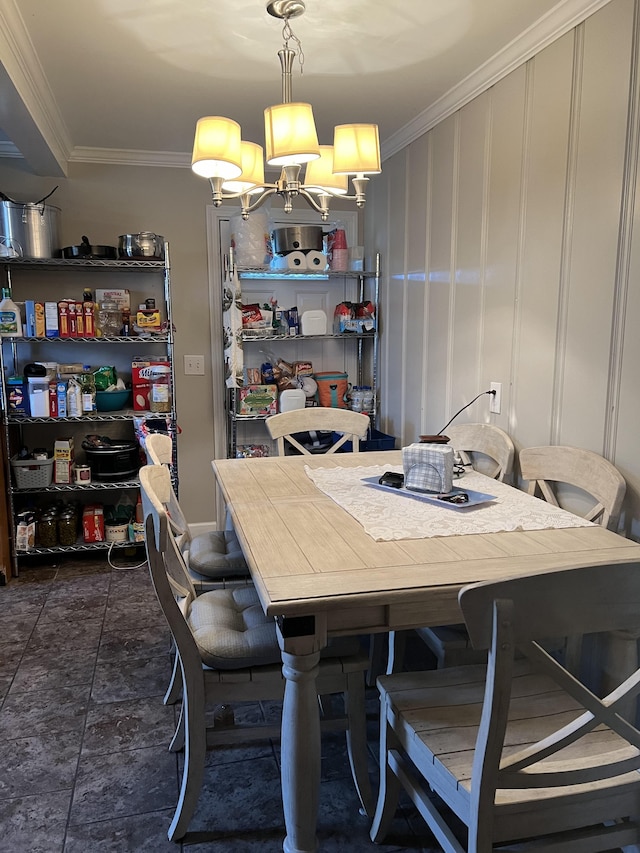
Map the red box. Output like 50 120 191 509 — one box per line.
83 505 105 542
131 357 171 411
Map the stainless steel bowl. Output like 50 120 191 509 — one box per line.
118 232 164 259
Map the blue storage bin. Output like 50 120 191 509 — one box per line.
333 429 396 453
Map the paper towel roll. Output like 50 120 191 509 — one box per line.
287 251 307 270
306 250 327 270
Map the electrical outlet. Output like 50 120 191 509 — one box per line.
489 382 502 415
184 355 204 375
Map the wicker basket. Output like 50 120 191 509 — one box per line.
11 455 54 488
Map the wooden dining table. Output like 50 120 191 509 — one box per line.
211 449 640 853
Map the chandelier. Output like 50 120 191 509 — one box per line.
191 0 381 221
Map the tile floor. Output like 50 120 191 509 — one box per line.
0 552 443 853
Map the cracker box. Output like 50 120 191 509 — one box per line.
54 437 75 461
238 384 278 416
95 289 131 312
131 356 171 411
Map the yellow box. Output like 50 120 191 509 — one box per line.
35 302 45 337
54 437 75 461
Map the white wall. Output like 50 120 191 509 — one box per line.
365 0 640 537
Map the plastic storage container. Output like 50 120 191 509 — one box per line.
149 365 172 413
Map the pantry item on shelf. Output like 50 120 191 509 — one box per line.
66 376 82 417
0 190 60 258
328 227 348 271
134 301 162 334
230 213 271 268
96 299 122 337
95 388 131 412
0 286 23 336
54 437 75 484
81 435 141 480
118 232 164 259
280 389 306 412
80 366 96 413
73 464 91 484
60 236 117 260
15 511 35 550
38 511 58 547
149 365 172 413
58 509 78 546
238 385 278 416
314 371 350 408
271 225 323 255
300 310 327 336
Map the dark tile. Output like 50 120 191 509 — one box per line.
0 789 71 853
69 746 178 824
189 755 283 836
91 654 172 703
97 623 171 663
8 648 97 695
102 600 166 632
39 591 108 622
82 696 177 755
64 808 177 852
26 615 103 655
46 574 110 600
1 611 40 645
0 684 90 738
0 731 80 798
1 588 48 613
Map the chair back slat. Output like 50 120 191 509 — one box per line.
266 408 370 456
446 423 515 482
459 563 640 802
519 445 626 529
144 432 173 466
140 464 197 600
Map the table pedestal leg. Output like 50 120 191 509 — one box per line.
281 648 321 853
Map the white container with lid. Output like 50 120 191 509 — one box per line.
27 376 50 417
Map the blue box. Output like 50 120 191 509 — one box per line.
334 429 396 453
24 300 36 337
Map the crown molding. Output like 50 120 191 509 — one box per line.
68 147 191 169
0 0 72 174
381 0 614 161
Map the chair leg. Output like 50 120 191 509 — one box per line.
367 633 387 686
167 664 207 842
344 671 374 816
164 648 182 705
387 630 408 674
369 713 402 843
169 700 185 753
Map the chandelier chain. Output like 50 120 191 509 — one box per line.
282 16 304 75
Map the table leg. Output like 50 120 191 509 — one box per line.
280 647 321 853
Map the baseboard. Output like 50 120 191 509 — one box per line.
189 521 218 536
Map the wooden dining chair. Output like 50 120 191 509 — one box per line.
265 407 371 455
143 432 250 593
519 444 626 531
371 561 640 853
390 423 516 673
140 464 373 842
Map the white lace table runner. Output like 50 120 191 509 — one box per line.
305 464 593 541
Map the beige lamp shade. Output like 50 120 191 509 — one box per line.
192 116 243 180
264 102 320 166
303 146 348 194
332 124 381 175
222 141 266 194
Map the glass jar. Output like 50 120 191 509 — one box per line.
58 510 77 547
96 300 122 337
149 365 172 413
38 512 58 547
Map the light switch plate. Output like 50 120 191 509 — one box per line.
184 355 204 375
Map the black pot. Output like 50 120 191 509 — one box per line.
82 440 140 480
61 236 117 260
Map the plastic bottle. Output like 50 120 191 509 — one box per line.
67 376 82 417
80 366 96 413
0 286 23 336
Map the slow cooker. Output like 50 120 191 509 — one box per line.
82 438 140 480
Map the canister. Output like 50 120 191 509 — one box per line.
149 365 172 413
74 464 91 484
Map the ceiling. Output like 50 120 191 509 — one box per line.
0 0 608 178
